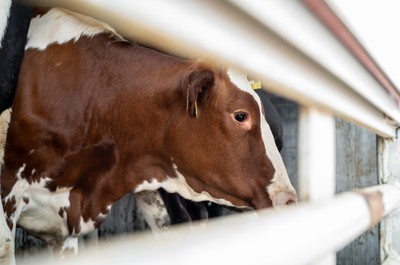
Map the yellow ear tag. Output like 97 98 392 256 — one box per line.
194 100 198 118
251 80 262 90
186 86 198 118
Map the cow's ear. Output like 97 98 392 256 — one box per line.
185 68 215 118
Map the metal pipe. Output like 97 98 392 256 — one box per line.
20 185 400 265
19 0 398 138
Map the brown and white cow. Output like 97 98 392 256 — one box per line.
0 8 297 263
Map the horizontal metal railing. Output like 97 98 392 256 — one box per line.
20 185 400 265
21 0 400 137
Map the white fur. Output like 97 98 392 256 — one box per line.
0 0 12 47
227 69 297 206
5 171 71 238
15 163 26 179
134 165 239 208
7 167 104 241
26 8 123 51
60 237 78 256
75 217 96 236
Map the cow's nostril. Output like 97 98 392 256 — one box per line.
272 191 298 207
285 199 297 205
286 193 298 205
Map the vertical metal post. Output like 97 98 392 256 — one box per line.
298 106 336 265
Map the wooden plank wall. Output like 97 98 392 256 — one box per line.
15 94 379 265
271 95 379 265
335 118 379 265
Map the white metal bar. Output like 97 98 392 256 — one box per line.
20 185 400 265
229 0 400 126
298 107 336 201
20 0 398 138
298 107 336 265
326 0 400 94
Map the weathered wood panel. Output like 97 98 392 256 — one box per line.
15 228 47 261
98 193 148 238
335 118 380 265
270 96 380 265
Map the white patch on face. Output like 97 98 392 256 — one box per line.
0 0 12 46
134 165 240 208
26 8 124 51
0 108 11 170
227 69 297 207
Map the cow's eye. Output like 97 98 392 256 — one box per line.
231 111 252 130
234 112 248 122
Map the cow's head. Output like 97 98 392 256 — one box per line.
157 64 297 210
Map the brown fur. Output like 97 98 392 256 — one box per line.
2 32 275 241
